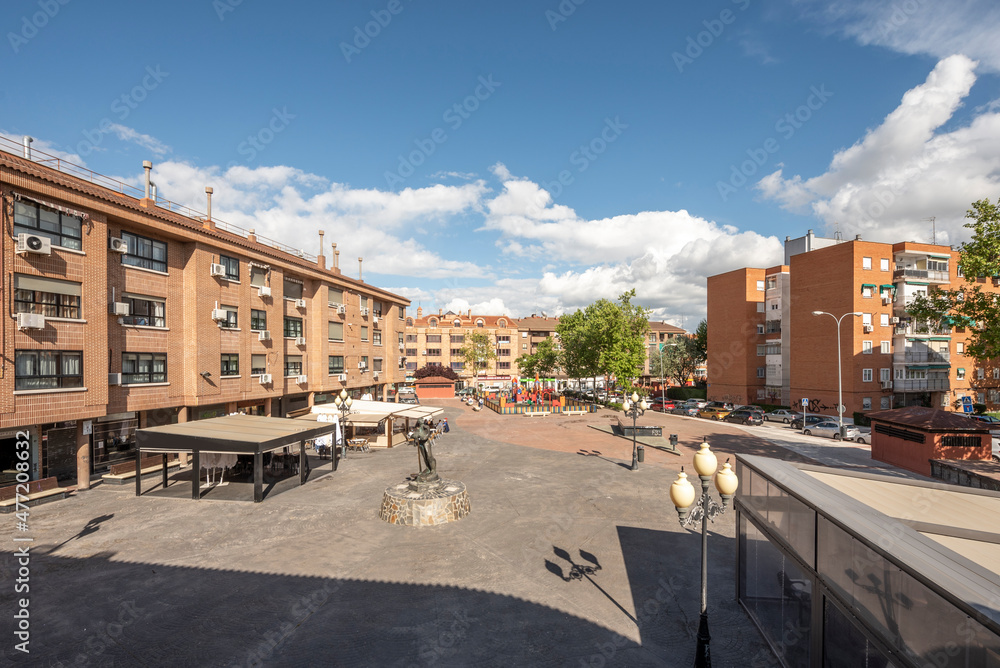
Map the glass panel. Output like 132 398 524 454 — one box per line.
39 208 59 232
283 280 302 299
62 215 82 237
14 201 35 224
250 266 266 287
329 321 344 340
823 596 892 668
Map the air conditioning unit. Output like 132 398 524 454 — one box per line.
399 344 405 351
890 317 900 324
338 373 347 382
259 373 272 385
337 305 347 314
863 324 874 333
360 307 369 316
329 301 341 309
295 299 306 309
295 336 306 346
373 316 379 325
109 237 128 253
358 362 365 369
258 330 271 341
108 373 122 386
16 312 45 329
373 372 379 380
882 295 892 304
110 302 130 316
296 375 308 384
258 286 272 297
211 308 228 321
16 233 51 255
210 263 227 277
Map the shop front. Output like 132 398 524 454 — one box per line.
0 427 39 485
90 412 138 473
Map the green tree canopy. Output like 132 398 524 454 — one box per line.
648 336 703 387
556 309 600 382
693 319 708 362
585 290 651 387
459 330 496 379
908 198 1000 360
516 337 561 379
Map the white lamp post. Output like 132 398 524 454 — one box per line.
811 311 863 437
332 389 353 458
621 391 649 470
669 439 739 668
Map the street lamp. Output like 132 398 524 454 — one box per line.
332 389 353 458
811 310 863 437
669 439 740 668
621 391 649 471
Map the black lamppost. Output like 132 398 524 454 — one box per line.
669 439 740 668
622 391 648 471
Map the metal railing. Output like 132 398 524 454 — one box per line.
0 134 317 264
893 268 949 282
894 379 950 392
896 351 951 364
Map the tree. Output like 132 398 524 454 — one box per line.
693 319 708 362
557 309 600 388
908 198 1000 360
414 364 459 380
585 290 651 389
516 337 561 379
649 336 704 387
460 330 496 383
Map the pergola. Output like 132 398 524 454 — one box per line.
306 400 444 448
135 415 339 502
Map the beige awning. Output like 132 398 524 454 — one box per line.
306 399 443 424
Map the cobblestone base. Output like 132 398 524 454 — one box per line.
379 479 471 526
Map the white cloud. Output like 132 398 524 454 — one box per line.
1 132 87 166
108 124 171 156
756 55 1000 245
795 0 1000 72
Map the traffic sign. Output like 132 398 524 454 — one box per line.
801 398 809 406
964 403 974 413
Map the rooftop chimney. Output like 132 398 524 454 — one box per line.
205 187 214 228
22 136 33 160
317 230 326 270
149 181 157 201
358 257 363 281
248 228 257 243
334 247 340 274
855 234 862 241
143 161 152 200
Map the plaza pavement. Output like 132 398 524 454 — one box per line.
1 400 907 667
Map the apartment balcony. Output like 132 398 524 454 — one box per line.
893 268 950 283
893 325 951 337
894 351 951 364
894 379 950 392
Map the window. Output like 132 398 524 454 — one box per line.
453 319 462 328
451 361 465 371
219 255 239 281
221 353 239 376
373 301 383 316
880 341 890 354
397 334 404 347
283 278 303 300
399 306 405 321
498 362 511 370
476 319 484 328
880 258 890 271
359 294 367 309
977 392 987 403
285 355 302 376
756 280 765 291
14 200 82 250
649 334 657 342
122 295 165 328
426 349 441 356
757 345 766 356
862 397 872 410
522 343 527 350
406 348 417 357
880 368 891 382
766 277 777 290
957 368 966 380
373 358 383 372
498 348 510 357
862 286 872 298
862 313 872 326
862 341 872 354
451 335 465 344
497 335 510 343
220 305 238 329
862 256 872 270
360 326 369 342
251 354 267 375
756 302 765 312
928 259 948 272
756 324 765 334
14 350 82 390
284 317 303 338
373 331 381 345
405 361 416 370
957 264 964 278
251 309 267 331
880 313 889 327
428 318 438 328
360 355 369 369
14 274 82 319
757 367 765 378
249 265 268 287
122 352 166 384
329 355 344 374
121 231 167 272
990 390 1000 403
406 334 418 343
994 368 999 380
977 368 985 380
957 342 965 355
328 288 343 306
426 335 442 343
880 396 891 409
862 369 873 382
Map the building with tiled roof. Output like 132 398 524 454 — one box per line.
404 308 519 385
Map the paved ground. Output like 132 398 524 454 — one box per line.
0 400 911 667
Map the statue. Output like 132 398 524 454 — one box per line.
410 418 438 483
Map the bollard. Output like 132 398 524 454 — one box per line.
669 434 678 449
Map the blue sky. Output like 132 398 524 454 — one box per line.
4 0 1000 327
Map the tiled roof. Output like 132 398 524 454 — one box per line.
866 406 991 432
413 314 517 328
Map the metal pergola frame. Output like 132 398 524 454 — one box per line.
135 415 339 502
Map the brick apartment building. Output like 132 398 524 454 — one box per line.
707 230 990 416
643 320 690 384
404 309 519 386
2 137 408 488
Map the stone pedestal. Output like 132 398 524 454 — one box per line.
379 479 470 526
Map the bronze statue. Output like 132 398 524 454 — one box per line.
410 418 438 482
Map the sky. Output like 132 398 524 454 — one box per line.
4 0 1000 329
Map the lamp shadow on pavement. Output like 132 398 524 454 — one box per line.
576 449 636 470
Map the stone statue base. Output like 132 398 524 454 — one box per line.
379 479 470 526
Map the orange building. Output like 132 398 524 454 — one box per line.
2 137 408 487
404 309 519 385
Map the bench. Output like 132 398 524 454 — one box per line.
101 455 180 485
524 410 551 417
562 409 588 416
0 477 70 512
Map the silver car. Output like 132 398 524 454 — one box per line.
803 421 861 441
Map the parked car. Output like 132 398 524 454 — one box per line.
763 409 797 424
789 414 828 430
456 387 476 397
697 407 731 420
682 399 708 409
648 397 676 412
803 421 862 441
671 405 699 417
854 426 871 444
705 401 734 411
724 409 763 426
398 395 420 405
970 415 1000 425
